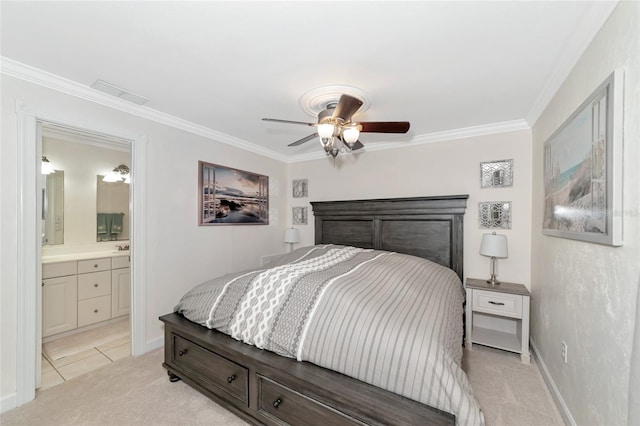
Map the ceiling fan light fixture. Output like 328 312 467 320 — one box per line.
342 126 360 145
317 123 335 139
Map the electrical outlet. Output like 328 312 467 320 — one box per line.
561 341 568 363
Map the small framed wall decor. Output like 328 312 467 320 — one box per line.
292 207 308 225
481 159 513 188
292 179 308 198
479 201 511 229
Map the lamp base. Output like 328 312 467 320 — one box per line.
486 274 501 285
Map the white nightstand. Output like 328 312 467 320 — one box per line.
465 278 531 363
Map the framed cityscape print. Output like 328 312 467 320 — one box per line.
199 161 269 225
543 71 623 246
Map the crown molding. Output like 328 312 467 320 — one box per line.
525 1 619 126
3 57 530 165
1 57 288 163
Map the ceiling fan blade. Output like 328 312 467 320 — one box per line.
332 94 363 122
262 118 316 127
350 141 365 151
359 121 410 133
288 133 318 147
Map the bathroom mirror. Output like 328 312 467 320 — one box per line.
42 171 64 245
96 176 130 241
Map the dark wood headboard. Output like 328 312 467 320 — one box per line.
311 195 468 280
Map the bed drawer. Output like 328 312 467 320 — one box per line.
258 375 363 426
472 289 523 319
171 334 248 405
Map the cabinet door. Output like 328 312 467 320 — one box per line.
42 275 78 337
112 267 131 318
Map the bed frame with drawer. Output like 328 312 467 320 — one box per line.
160 195 468 425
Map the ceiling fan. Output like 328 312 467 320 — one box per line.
262 94 410 158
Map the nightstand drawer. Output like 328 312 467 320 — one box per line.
472 289 522 319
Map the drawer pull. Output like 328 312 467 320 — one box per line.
94 283 99 287
273 398 282 409
94 264 98 268
178 349 188 356
42 281 45 287
488 301 505 306
227 374 236 384
94 309 99 313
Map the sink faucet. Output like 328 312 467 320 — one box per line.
116 244 130 251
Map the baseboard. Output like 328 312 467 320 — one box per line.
0 392 17 414
145 335 164 353
530 339 576 426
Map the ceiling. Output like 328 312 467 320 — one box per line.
1 1 616 162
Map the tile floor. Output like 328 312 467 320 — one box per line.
41 321 131 390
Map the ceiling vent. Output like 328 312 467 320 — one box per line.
90 79 149 105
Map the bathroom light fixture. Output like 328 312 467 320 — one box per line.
479 232 508 285
41 156 55 175
103 164 130 183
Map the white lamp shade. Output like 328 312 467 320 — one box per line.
342 126 360 144
479 233 508 258
317 123 335 139
284 228 300 244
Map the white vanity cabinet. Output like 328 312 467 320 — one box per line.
42 254 130 337
111 255 131 318
42 261 78 337
77 258 112 328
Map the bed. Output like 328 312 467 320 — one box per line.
160 195 483 426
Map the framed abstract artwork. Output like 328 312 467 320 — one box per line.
481 159 513 188
292 179 308 198
199 161 269 225
292 207 308 225
479 201 511 229
543 71 623 246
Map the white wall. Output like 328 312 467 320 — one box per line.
1 76 289 406
531 2 640 424
288 129 533 287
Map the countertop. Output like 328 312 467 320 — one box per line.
42 250 129 264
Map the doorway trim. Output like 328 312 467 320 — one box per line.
15 101 147 407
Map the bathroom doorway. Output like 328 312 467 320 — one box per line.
38 123 133 390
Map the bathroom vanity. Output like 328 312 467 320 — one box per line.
42 252 130 338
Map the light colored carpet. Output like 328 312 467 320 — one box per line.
463 345 564 426
2 349 247 426
2 345 563 426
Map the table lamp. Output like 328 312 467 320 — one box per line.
284 227 300 252
479 232 508 285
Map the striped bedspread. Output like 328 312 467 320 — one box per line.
175 245 484 426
